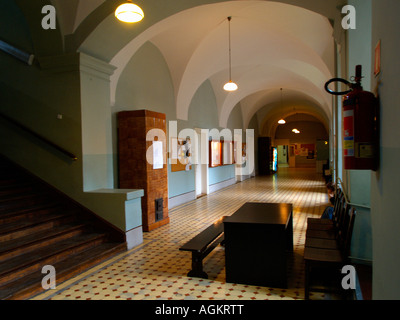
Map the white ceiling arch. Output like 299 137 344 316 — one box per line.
51 0 338 135
261 106 330 138
240 87 329 133
214 61 332 129
106 1 335 130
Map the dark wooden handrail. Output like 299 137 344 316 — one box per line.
0 112 78 161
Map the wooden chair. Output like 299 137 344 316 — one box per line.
305 203 352 250
307 189 344 230
304 207 356 300
305 198 348 241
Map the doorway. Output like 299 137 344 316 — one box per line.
277 145 289 168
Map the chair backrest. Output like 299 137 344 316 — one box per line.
342 207 357 261
332 193 340 218
333 193 345 225
336 203 351 243
335 188 343 205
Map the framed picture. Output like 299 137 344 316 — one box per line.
209 140 222 167
242 143 247 164
171 137 191 172
222 140 234 165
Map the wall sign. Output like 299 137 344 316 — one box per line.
153 141 164 169
374 40 381 77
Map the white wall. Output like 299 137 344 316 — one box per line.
345 0 373 265
369 0 400 300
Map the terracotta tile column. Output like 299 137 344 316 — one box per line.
118 110 169 232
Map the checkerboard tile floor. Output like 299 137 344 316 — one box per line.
32 168 332 300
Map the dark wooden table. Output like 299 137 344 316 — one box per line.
224 202 293 288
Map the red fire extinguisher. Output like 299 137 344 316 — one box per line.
325 65 379 171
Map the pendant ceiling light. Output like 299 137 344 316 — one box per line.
115 1 144 23
223 17 238 92
292 111 300 134
278 88 286 124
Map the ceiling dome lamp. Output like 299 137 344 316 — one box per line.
223 17 238 92
115 1 144 23
223 80 238 92
277 89 286 124
291 109 300 133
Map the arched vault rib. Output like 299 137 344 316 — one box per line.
261 107 330 138
216 61 332 129
97 1 335 128
174 4 334 126
240 88 330 133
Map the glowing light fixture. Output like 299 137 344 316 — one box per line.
115 1 144 23
291 109 300 133
223 17 238 92
224 80 238 91
277 88 286 124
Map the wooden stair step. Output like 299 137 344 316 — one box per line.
0 180 38 193
0 223 89 261
0 203 63 224
0 211 77 242
0 201 61 217
0 242 126 300
0 194 61 213
0 190 52 204
0 185 45 199
0 174 35 185
0 156 127 299
0 233 108 286
0 170 29 177
0 210 75 234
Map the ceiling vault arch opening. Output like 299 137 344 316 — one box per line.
64 0 343 132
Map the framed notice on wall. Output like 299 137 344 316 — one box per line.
209 140 222 167
170 138 191 172
242 143 247 164
152 141 164 169
223 141 234 165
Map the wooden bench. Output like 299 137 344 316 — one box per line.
179 216 227 279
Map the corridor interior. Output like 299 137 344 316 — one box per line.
32 168 333 300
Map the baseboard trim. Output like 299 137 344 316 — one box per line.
168 191 196 209
126 226 143 250
209 178 236 194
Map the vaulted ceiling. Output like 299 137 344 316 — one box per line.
15 0 346 135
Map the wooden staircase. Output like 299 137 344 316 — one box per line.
0 157 127 300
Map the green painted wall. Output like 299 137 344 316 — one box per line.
0 2 143 233
114 42 247 199
0 21 83 202
345 0 400 299
369 0 400 300
0 0 33 53
115 41 176 120
346 0 373 264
